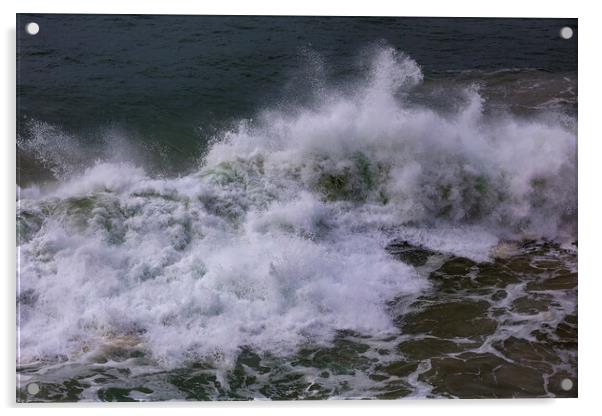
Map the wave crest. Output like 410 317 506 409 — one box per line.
17 46 577 367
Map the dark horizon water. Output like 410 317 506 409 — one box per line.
17 15 577 184
17 15 577 401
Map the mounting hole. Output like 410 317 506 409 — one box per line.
26 382 40 395
560 378 573 391
560 26 573 40
25 22 39 36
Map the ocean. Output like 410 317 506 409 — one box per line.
17 15 577 400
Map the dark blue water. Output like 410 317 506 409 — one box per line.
17 15 576 184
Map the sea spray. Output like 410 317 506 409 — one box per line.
17 46 577 372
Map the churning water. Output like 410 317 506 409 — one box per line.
17 16 577 400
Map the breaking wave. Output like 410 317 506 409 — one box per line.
17 46 577 368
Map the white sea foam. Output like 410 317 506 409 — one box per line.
16 46 577 368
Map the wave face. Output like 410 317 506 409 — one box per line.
17 47 577 373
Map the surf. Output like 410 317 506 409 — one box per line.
17 45 577 370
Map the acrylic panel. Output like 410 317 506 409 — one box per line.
16 14 577 401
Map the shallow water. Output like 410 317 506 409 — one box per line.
17 241 577 401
